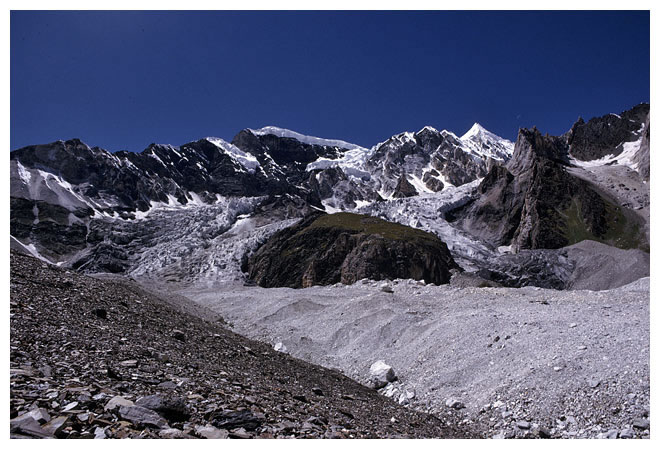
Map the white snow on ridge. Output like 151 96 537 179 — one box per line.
206 137 261 173
12 162 112 215
418 125 440 134
321 199 343 214
440 129 460 140
249 126 366 151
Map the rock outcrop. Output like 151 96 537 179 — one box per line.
244 212 461 288
391 175 417 198
448 127 647 252
567 103 649 161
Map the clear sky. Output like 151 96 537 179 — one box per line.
10 10 650 152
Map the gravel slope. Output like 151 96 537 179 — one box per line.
563 240 650 290
183 277 650 438
10 252 473 439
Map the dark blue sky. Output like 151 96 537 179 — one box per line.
11 10 650 152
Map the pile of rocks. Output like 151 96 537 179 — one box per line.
10 252 472 439
473 390 650 439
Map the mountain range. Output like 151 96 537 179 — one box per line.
9 103 650 290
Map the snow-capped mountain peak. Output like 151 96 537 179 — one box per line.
460 123 514 161
417 125 440 135
461 122 489 139
248 126 366 151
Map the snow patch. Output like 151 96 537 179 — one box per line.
407 174 433 195
321 199 343 214
206 138 260 173
16 161 32 185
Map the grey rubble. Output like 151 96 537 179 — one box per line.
9 251 470 439
186 275 650 439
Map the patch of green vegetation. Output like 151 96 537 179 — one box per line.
562 198 595 245
561 197 647 251
306 212 440 243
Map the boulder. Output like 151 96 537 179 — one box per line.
369 360 397 389
104 395 134 411
445 398 465 409
158 428 188 439
135 394 190 422
196 425 230 439
25 408 51 424
41 416 69 437
118 405 169 429
208 409 263 431
10 413 54 438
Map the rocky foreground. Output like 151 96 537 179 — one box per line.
9 251 473 439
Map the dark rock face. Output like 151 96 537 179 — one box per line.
307 167 381 210
446 164 522 247
10 197 90 261
567 103 649 161
427 131 493 186
244 213 461 288
422 170 444 192
231 129 343 190
448 127 647 252
391 175 417 198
